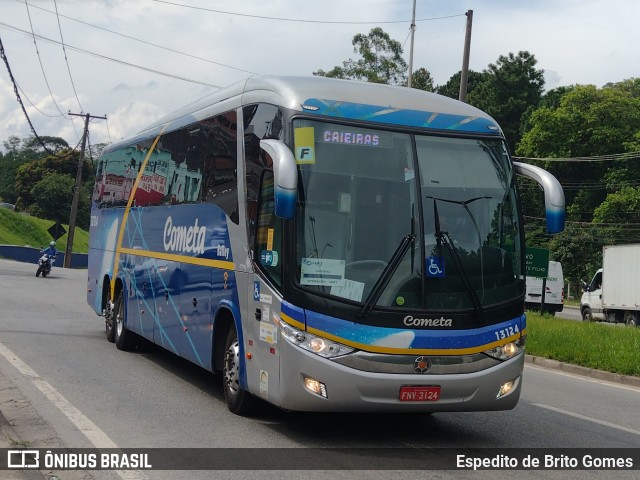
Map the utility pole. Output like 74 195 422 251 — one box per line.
407 0 417 88
458 9 473 102
64 112 107 268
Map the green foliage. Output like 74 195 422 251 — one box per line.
435 70 487 99
526 313 640 377
29 173 75 222
409 67 434 92
14 149 94 223
314 27 407 85
0 207 89 253
518 84 640 157
592 187 640 245
469 51 545 153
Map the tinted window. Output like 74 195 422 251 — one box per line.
94 111 239 223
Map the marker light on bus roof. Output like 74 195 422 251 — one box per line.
279 321 355 359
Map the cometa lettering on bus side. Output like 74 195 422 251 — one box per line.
163 216 206 255
403 315 453 327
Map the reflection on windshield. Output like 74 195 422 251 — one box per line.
294 119 522 312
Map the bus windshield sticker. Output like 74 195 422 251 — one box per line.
330 279 365 302
267 228 274 250
260 250 279 267
294 127 316 164
300 258 346 286
426 256 445 278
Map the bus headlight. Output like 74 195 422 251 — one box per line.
484 337 525 361
280 323 355 358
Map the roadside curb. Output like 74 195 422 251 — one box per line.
0 409 46 479
525 354 640 388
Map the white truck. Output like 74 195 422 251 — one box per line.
580 244 640 327
525 260 564 315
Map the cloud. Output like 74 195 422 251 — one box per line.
111 81 158 92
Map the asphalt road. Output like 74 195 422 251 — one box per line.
0 259 638 480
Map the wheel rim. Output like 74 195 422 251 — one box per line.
116 298 124 337
224 336 240 395
627 313 638 327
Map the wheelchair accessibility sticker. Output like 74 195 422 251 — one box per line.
426 256 445 278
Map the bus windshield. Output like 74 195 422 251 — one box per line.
294 119 522 312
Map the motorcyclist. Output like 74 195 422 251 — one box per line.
43 241 58 264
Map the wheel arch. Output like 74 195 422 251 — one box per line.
211 303 240 374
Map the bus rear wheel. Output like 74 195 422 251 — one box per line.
222 326 257 415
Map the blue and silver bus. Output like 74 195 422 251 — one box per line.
87 75 565 414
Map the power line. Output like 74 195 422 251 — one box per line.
150 0 466 24
22 1 68 117
0 32 60 156
53 0 83 112
0 22 223 88
514 151 640 162
16 81 65 117
17 0 258 76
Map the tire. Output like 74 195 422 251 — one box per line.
625 312 638 328
42 268 48 278
581 306 593 322
36 266 42 277
114 289 135 351
105 305 115 343
222 326 257 415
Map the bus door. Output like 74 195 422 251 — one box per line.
250 277 281 402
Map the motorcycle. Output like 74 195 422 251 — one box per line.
36 252 56 277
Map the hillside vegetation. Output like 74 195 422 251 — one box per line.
0 208 89 253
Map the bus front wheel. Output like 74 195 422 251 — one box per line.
223 326 257 415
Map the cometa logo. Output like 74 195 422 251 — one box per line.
163 216 206 255
404 315 453 327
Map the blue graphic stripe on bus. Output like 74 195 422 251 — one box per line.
119 204 233 262
304 309 524 352
281 301 305 324
546 207 565 234
302 99 498 133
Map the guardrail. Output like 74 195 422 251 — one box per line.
0 245 87 269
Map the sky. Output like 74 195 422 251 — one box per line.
0 0 637 150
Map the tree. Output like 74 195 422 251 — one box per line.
517 83 640 222
0 135 70 204
29 172 75 222
314 28 408 85
592 187 640 244
14 149 94 215
435 70 487 99
410 67 434 92
468 51 545 153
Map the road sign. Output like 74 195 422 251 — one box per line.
526 247 549 278
48 222 67 241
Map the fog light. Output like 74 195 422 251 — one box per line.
303 376 328 398
497 377 518 399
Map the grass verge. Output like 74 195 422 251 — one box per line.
0 208 88 253
526 311 640 377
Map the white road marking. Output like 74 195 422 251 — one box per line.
0 342 147 480
525 364 640 393
533 403 640 437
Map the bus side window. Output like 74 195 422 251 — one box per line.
253 170 282 289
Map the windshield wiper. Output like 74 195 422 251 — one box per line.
428 197 485 321
358 234 416 318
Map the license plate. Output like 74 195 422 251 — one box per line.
399 385 441 402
